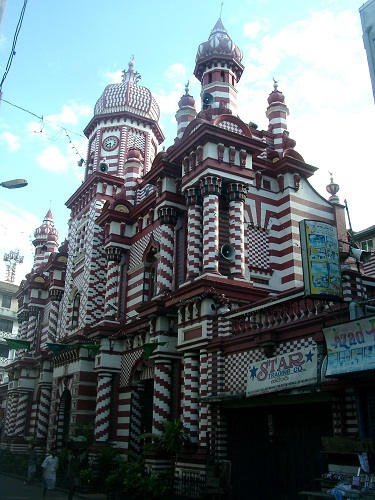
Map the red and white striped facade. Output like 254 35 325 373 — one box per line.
2 17 375 500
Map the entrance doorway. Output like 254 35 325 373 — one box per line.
225 401 333 500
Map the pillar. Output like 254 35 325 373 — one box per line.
227 182 248 277
156 207 177 295
104 246 123 317
13 391 29 437
182 352 200 444
198 349 209 450
185 187 203 279
94 372 113 442
152 359 172 435
200 176 222 273
35 386 52 441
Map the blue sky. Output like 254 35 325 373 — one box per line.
0 0 373 284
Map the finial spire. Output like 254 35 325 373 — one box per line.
122 55 141 84
184 80 190 95
220 2 224 18
273 77 278 91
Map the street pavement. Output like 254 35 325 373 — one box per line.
0 474 107 500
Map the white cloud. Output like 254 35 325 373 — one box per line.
105 70 123 84
1 131 21 152
243 20 268 39
37 145 70 173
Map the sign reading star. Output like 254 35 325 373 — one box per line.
249 365 258 379
305 350 314 362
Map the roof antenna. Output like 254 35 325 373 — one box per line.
220 2 224 18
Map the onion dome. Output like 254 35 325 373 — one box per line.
34 210 59 243
178 81 196 109
125 146 143 162
268 78 286 105
194 19 243 79
94 57 160 121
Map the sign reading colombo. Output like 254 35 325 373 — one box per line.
246 344 318 396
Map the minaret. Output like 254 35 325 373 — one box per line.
175 81 196 139
266 79 290 154
194 18 244 117
32 210 59 270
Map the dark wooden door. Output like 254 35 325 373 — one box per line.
225 402 333 500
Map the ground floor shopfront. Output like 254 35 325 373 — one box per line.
223 395 334 500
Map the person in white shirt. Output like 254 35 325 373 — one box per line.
41 448 59 499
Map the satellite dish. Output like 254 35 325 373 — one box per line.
221 244 235 261
202 92 214 110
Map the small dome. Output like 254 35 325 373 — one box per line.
94 58 160 122
34 210 59 242
195 19 243 69
267 79 285 105
178 81 196 109
125 146 143 162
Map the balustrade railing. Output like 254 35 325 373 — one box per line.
230 294 335 337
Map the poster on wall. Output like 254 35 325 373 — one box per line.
246 344 318 397
323 316 375 376
299 220 342 300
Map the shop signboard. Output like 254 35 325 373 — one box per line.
323 315 375 376
299 219 342 300
246 343 318 396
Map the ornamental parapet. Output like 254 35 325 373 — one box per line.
105 246 124 263
50 289 64 302
157 207 178 226
228 292 334 337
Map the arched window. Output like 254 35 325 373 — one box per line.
71 293 80 328
144 249 158 301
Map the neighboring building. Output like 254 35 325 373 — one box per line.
0 280 19 435
1 19 375 500
360 0 375 103
355 224 375 277
0 280 19 382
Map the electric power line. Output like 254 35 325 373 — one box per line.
0 0 29 92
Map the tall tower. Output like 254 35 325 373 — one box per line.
194 18 244 117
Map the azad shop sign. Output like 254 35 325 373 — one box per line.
323 315 375 376
246 344 318 396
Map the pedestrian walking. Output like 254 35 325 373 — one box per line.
41 448 59 499
67 449 80 500
26 443 37 485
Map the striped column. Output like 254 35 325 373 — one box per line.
3 391 18 437
94 372 113 442
198 349 209 450
156 207 177 295
182 352 199 444
26 308 39 348
13 392 29 436
185 187 203 279
129 385 142 453
152 359 172 435
35 386 52 441
104 247 123 317
200 176 222 273
227 182 248 277
48 289 63 340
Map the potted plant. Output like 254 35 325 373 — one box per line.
79 467 94 493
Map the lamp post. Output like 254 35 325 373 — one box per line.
0 179 28 189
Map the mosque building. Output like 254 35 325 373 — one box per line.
1 18 375 499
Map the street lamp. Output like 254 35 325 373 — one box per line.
0 179 28 189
